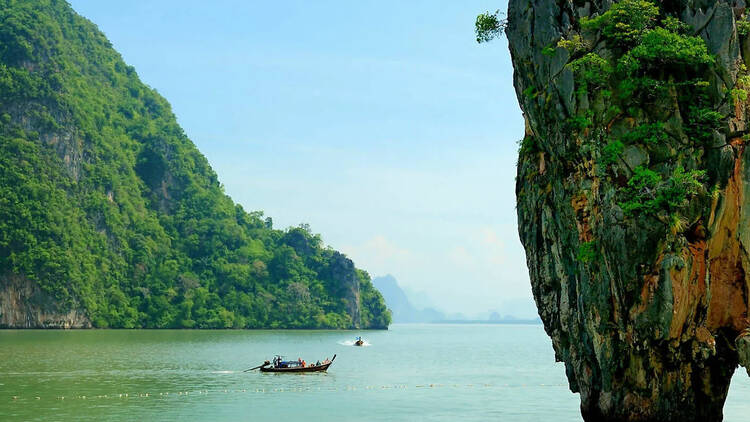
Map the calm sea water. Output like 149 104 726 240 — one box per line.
1 324 749 421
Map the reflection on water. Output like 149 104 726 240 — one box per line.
1 325 749 421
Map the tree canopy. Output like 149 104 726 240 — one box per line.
0 0 390 329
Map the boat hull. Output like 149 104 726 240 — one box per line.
259 354 335 373
260 363 332 373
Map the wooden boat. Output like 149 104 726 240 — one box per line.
259 354 336 373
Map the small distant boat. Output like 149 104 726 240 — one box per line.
354 337 364 347
248 355 336 373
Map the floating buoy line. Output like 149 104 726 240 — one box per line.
7 383 568 402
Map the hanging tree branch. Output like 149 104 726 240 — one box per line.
475 10 507 43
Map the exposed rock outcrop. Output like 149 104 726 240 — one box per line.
325 251 362 328
507 0 750 419
0 274 90 328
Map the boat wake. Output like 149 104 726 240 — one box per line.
338 340 371 347
211 370 237 374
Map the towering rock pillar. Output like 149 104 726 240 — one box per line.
506 0 750 419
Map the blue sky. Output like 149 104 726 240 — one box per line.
69 0 533 317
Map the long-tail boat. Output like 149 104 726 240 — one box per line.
250 354 336 373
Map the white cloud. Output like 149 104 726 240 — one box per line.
340 235 420 278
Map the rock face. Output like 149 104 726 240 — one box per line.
0 274 90 328
507 0 750 419
326 251 362 328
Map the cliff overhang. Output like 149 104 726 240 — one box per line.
505 0 750 419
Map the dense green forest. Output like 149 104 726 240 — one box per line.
0 0 390 329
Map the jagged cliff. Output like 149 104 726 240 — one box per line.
0 274 91 328
503 0 750 420
0 0 390 330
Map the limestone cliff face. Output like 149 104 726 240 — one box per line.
507 0 750 420
326 252 362 328
0 274 90 328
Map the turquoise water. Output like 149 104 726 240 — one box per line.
1 324 749 421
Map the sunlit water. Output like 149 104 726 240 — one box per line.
1 324 749 421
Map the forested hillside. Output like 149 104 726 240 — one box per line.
0 0 390 329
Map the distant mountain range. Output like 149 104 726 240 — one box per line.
372 275 445 323
373 274 541 324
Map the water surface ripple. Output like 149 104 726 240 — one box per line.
2 325 749 421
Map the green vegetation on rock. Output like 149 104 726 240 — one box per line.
555 0 717 234
601 140 624 165
576 241 599 263
496 0 750 417
620 123 667 146
0 0 390 329
580 0 659 47
620 165 705 217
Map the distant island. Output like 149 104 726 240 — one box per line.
372 275 445 323
0 1 389 330
434 318 541 325
373 275 540 324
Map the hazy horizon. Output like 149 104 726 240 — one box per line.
68 0 527 316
